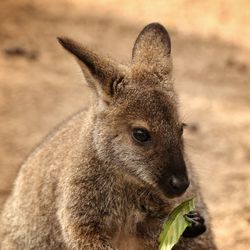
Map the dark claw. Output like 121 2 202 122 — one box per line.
182 211 207 238
185 211 199 217
185 212 205 224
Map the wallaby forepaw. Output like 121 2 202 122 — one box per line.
182 211 206 238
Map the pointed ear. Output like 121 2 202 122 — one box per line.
132 23 172 73
57 37 125 103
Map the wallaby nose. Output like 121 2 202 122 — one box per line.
168 176 190 196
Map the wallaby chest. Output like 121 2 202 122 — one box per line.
112 208 161 250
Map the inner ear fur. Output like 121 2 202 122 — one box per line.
57 37 125 102
132 23 172 74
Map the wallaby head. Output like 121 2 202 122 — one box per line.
58 23 189 198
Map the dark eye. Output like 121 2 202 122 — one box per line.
180 123 187 135
132 127 151 143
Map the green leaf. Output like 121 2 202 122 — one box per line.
158 198 195 250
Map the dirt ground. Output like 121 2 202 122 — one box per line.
0 1 249 249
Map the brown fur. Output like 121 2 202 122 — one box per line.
0 23 217 249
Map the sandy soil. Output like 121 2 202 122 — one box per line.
0 1 249 249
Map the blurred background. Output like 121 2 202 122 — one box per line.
0 0 249 249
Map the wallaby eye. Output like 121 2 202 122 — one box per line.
132 127 151 143
180 123 187 135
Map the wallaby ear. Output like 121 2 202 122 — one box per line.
57 37 125 103
132 23 172 73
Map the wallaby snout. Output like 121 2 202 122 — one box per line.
168 152 190 196
158 150 189 197
158 171 189 198
167 175 190 197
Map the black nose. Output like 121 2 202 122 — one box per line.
168 176 190 196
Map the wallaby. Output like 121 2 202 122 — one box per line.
0 23 217 250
